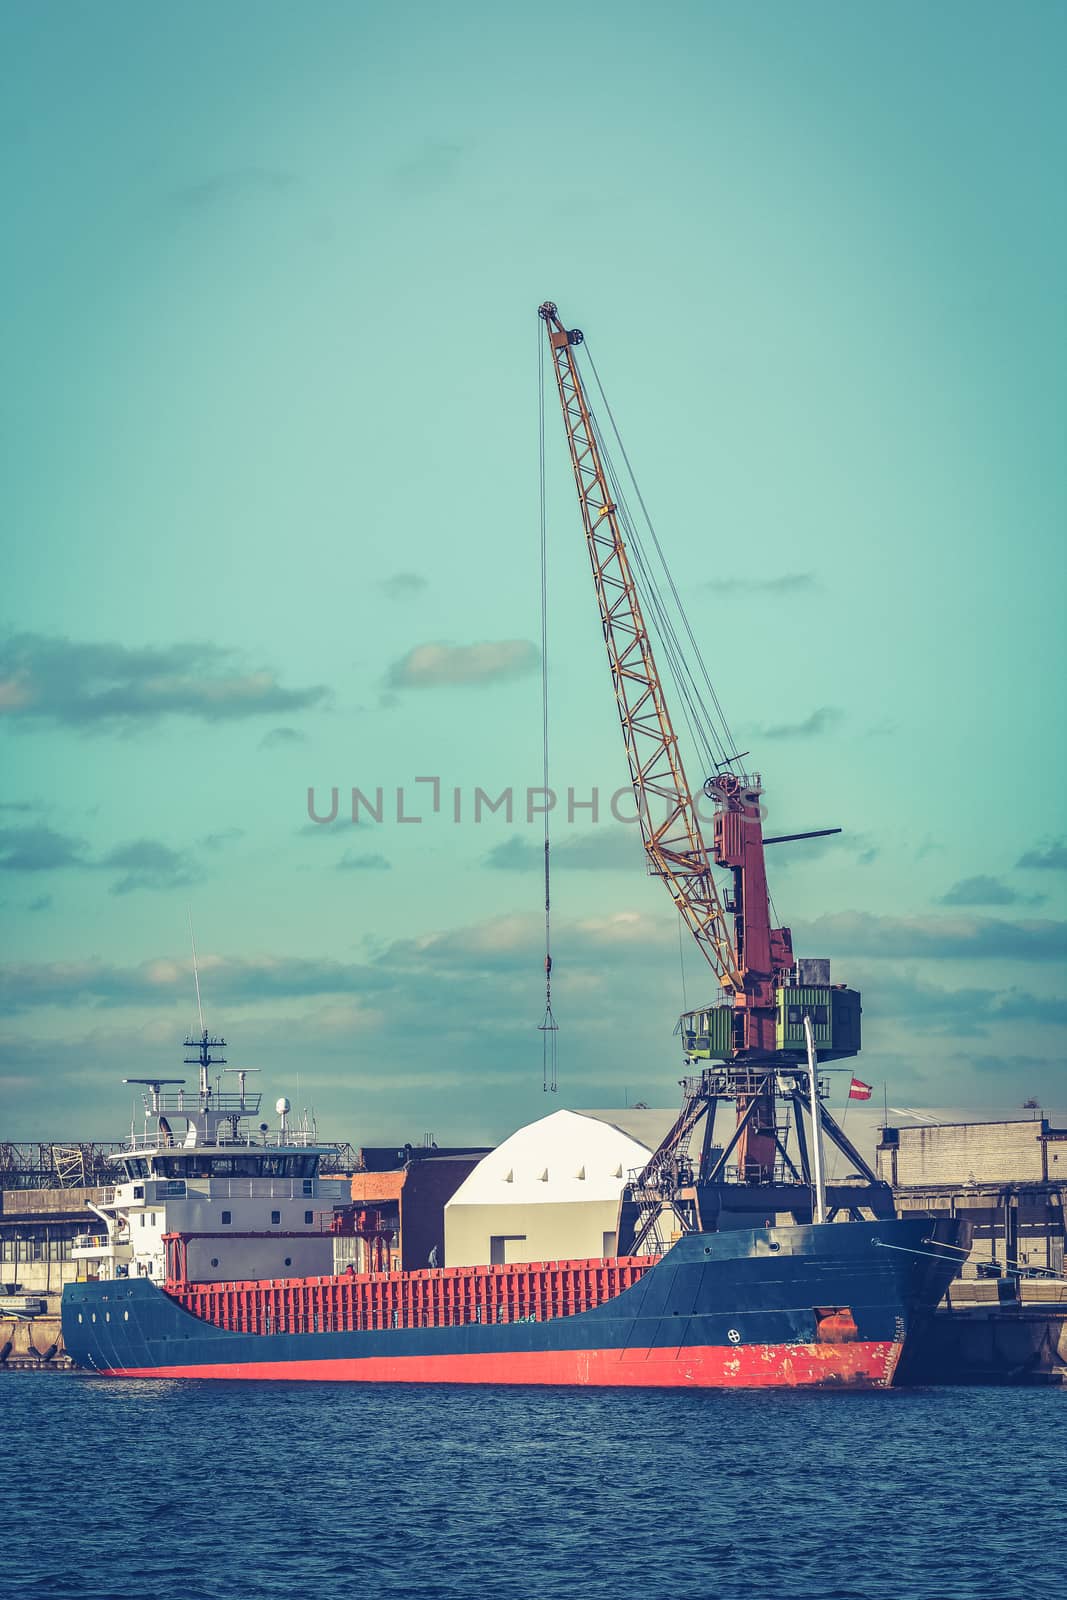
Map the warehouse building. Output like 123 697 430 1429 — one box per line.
342 1144 491 1272
877 1116 1066 1277
444 1107 676 1266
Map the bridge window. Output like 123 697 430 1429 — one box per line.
787 1004 827 1026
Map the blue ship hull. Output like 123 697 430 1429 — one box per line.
62 1217 966 1388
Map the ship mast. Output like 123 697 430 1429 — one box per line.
184 1029 228 1108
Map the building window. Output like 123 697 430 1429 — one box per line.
302 1179 314 1197
304 1211 314 1225
271 1211 281 1225
221 1211 231 1225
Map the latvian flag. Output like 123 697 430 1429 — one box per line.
848 1077 873 1101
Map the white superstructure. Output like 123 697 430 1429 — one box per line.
73 1031 347 1285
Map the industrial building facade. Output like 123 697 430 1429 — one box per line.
877 1117 1066 1276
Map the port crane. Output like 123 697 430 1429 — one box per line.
538 302 891 1249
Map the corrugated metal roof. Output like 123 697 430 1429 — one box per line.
574 1108 677 1151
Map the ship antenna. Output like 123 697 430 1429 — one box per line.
189 908 206 1034
181 921 226 1108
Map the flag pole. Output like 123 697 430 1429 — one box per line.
803 1016 827 1226
835 1083 851 1182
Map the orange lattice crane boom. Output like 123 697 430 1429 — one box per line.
539 301 743 995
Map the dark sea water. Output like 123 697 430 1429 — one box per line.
5 1374 1064 1600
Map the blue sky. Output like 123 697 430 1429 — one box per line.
2 0 1065 1142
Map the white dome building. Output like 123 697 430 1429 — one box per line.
443 1107 676 1267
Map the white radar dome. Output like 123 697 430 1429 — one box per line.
276 1096 291 1115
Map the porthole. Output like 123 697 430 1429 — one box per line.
284 1257 292 1267
768 1241 781 1253
210 1258 219 1268
77 1313 83 1324
704 1246 712 1255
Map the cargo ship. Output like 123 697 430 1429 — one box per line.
62 301 972 1386
61 1034 967 1387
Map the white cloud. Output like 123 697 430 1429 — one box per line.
387 640 538 689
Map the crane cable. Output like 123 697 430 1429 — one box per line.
592 408 723 772
583 341 743 773
537 324 558 1092
591 411 724 776
587 355 788 950
585 338 740 764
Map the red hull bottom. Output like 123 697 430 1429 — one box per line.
105 1338 901 1388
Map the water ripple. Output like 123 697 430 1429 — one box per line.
5 1375 1064 1600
